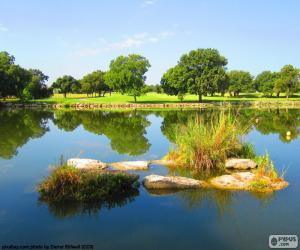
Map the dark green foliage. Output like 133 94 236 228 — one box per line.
178 48 228 102
105 54 151 102
161 65 187 101
0 51 51 100
0 109 52 159
254 71 278 97
228 70 253 96
80 70 110 97
23 69 51 99
274 65 300 98
52 75 80 98
37 165 140 202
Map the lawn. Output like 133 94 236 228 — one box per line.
2 92 300 104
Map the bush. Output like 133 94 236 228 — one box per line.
37 165 139 202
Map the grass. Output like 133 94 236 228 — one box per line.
165 110 253 171
2 92 300 105
37 164 139 202
249 153 288 192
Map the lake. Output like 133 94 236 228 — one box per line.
0 108 299 250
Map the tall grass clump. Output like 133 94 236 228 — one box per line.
249 153 288 192
167 110 252 171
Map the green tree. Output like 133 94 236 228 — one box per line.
105 54 151 102
178 48 228 102
81 70 109 97
0 51 31 99
23 69 51 99
254 71 278 97
161 65 187 101
274 65 300 98
52 75 79 98
228 70 253 96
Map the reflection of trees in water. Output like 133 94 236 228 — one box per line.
52 110 151 156
52 110 81 131
243 109 300 143
1 108 299 159
0 109 52 159
38 188 139 219
156 108 300 144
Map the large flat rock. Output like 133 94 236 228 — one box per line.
110 161 149 170
225 158 257 170
143 174 208 189
210 172 255 190
67 158 107 170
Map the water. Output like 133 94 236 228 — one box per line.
0 108 299 250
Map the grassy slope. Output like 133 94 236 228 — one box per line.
2 92 300 104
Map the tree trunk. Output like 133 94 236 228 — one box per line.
110 91 112 96
276 92 280 98
134 95 137 103
64 92 66 98
198 93 202 102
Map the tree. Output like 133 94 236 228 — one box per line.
52 75 79 98
23 69 51 99
105 54 151 102
274 65 300 98
80 70 109 97
0 51 31 99
228 70 253 96
254 71 278 97
161 65 187 101
178 48 228 102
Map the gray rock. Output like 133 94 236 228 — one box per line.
67 158 107 169
143 174 208 189
110 161 149 170
225 158 257 170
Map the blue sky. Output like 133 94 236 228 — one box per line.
0 0 299 85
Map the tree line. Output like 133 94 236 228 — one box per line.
1 49 299 102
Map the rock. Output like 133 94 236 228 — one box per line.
225 158 257 170
110 161 149 170
67 158 107 170
143 174 208 189
210 172 255 190
151 159 177 166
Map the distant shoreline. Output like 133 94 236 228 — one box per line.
2 100 300 110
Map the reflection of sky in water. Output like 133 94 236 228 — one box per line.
0 109 299 249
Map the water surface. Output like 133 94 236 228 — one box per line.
0 108 299 250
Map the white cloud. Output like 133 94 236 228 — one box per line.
74 30 175 57
144 0 157 5
0 24 8 32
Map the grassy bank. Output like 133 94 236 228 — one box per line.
2 92 300 105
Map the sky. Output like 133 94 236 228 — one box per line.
0 0 299 85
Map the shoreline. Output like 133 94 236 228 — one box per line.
1 100 300 110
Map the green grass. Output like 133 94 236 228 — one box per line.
37 164 139 202
3 92 300 104
165 110 253 171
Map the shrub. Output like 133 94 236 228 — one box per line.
254 153 278 179
37 165 139 203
